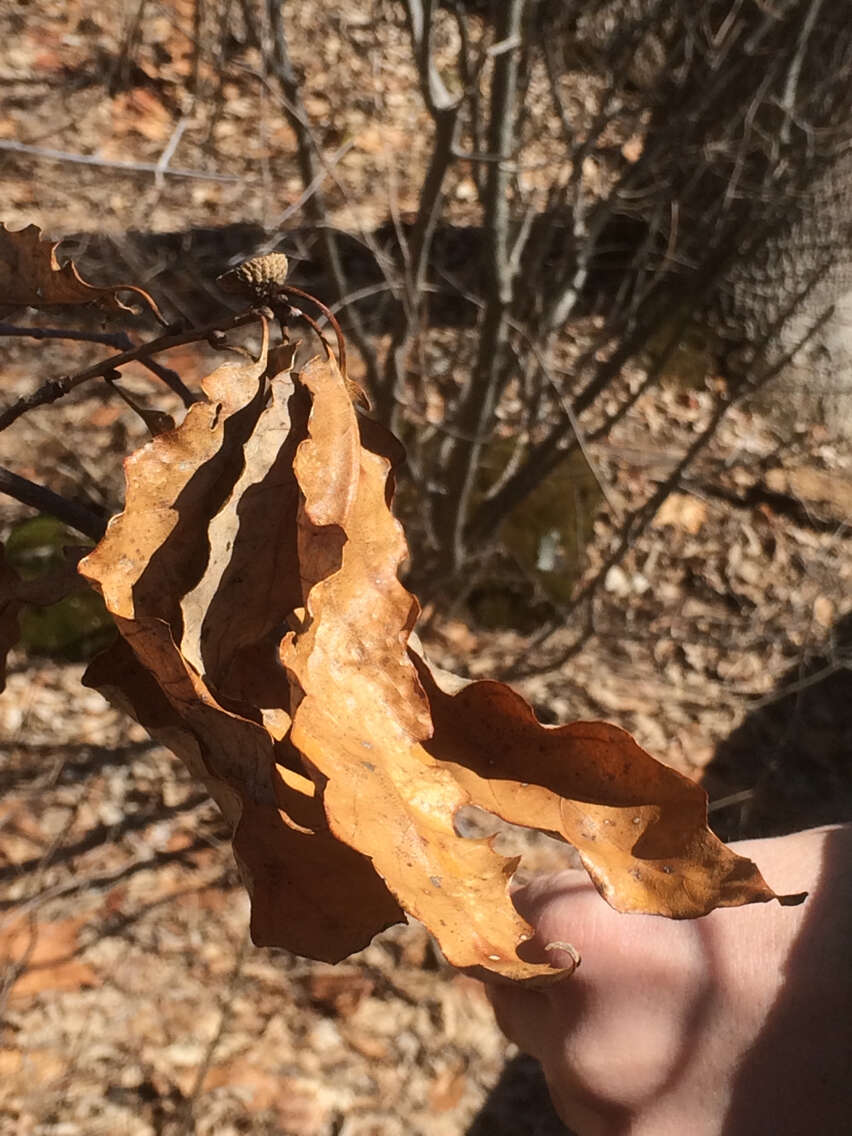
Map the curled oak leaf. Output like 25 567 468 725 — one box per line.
84 638 402 960
0 222 163 320
236 797 404 957
83 636 242 826
415 659 806 917
80 337 402 957
177 354 314 712
282 355 564 983
80 328 273 628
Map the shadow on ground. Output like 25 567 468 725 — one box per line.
704 610 852 841
466 1055 571 1136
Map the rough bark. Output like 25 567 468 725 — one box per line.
579 0 852 432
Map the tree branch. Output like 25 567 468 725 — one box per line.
263 1 383 397
0 312 262 433
0 139 242 182
428 0 527 576
0 324 195 405
0 467 107 543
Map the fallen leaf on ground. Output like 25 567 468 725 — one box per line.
0 915 98 999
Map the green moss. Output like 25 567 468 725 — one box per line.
499 447 602 605
5 516 115 660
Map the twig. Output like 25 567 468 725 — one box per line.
0 139 243 182
403 0 462 114
110 0 148 93
277 284 347 377
0 324 195 404
260 139 356 240
0 312 262 433
0 325 132 349
511 305 839 678
176 932 250 1136
427 275 619 514
749 657 852 709
154 116 190 188
0 466 107 542
780 0 826 144
378 1 465 420
262 2 384 396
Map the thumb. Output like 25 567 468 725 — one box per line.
511 868 601 972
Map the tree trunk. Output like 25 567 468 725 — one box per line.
580 0 852 433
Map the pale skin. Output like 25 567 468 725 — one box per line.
487 825 852 1136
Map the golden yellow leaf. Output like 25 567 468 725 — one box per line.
282 355 568 982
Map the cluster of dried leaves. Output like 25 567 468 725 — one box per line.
1 225 803 984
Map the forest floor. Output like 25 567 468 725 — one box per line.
2 3 851 1135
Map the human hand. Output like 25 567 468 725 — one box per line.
487 826 851 1136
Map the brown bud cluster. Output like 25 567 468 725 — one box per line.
217 253 289 300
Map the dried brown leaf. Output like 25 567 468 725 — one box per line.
282 356 558 982
80 341 402 960
0 915 99 999
416 662 803 917
76 335 803 983
0 222 161 318
283 354 801 976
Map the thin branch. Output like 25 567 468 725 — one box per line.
277 284 347 377
176 933 250 1136
0 466 107 542
512 305 839 678
154 115 190 188
262 1 383 395
260 139 356 239
0 324 195 404
780 0 826 144
0 139 242 182
402 0 460 115
749 657 852 709
429 0 527 574
0 325 132 349
0 312 262 433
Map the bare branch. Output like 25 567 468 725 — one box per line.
0 466 107 543
0 139 242 182
0 324 194 404
262 1 383 396
401 0 462 116
0 312 263 433
427 0 528 575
